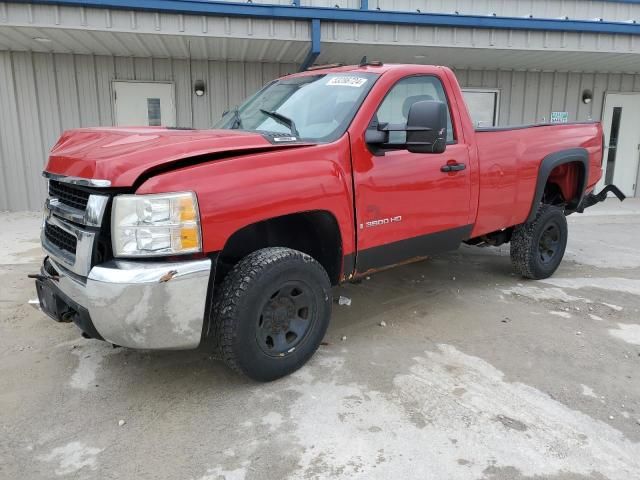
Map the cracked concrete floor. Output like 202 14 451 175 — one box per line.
1 199 639 480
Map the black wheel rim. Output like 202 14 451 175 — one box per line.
538 223 561 265
256 281 316 356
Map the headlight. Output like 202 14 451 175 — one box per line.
112 192 202 257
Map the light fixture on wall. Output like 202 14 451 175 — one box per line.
582 89 593 104
194 80 206 97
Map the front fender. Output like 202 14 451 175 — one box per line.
135 135 356 258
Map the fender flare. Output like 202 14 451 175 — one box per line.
217 209 346 284
526 147 589 223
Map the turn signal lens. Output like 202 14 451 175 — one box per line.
112 191 202 257
179 196 197 222
179 225 199 250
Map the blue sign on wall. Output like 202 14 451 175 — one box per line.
550 111 569 123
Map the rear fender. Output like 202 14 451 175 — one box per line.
527 148 588 223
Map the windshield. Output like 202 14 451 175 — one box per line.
214 72 379 142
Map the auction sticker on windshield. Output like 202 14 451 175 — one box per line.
326 76 368 87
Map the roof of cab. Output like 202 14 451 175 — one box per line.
285 63 441 78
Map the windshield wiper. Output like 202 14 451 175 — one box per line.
259 109 299 137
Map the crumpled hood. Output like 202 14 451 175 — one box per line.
44 127 311 187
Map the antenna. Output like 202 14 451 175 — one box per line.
359 56 368 67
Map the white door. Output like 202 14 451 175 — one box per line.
599 93 640 196
462 89 500 127
113 81 176 127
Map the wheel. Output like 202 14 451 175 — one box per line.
211 247 332 381
510 204 568 280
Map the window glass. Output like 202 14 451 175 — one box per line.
214 73 379 143
374 76 455 144
147 98 161 126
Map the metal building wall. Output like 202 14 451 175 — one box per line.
2 50 640 211
3 3 639 71
182 0 640 23
0 50 297 211
453 68 640 125
372 0 640 22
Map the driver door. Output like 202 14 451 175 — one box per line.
352 75 472 273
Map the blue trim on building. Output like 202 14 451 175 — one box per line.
299 18 320 71
360 0 368 11
22 0 640 34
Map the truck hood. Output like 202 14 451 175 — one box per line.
44 127 312 187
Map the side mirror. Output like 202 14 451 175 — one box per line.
406 100 448 154
365 128 388 144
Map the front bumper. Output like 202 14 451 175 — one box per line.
38 256 212 350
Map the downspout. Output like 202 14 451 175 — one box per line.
299 18 321 71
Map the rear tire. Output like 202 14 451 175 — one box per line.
510 205 568 279
211 247 332 382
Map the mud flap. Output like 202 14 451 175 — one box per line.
575 184 626 213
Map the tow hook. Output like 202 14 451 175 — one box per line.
576 184 625 213
28 273 59 282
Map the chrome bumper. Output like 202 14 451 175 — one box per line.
44 256 211 350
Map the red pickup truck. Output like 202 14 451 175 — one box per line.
35 62 623 381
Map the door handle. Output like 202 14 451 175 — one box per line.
441 162 466 172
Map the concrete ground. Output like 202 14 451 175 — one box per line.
1 199 639 480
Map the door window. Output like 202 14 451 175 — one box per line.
605 106 622 185
147 98 162 126
374 76 455 145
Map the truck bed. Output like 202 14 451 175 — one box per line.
470 122 603 238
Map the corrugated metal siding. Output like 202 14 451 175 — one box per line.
453 67 640 125
100 0 640 22
319 22 638 59
1 3 311 62
373 0 640 22
3 3 640 73
0 50 297 211
2 50 640 211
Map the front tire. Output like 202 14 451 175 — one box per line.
211 247 332 381
510 204 568 279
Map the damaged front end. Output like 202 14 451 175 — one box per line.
34 255 211 349
32 173 213 350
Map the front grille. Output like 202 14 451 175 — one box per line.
49 180 90 211
44 223 77 255
43 257 59 276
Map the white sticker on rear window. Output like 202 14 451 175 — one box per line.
326 76 368 87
